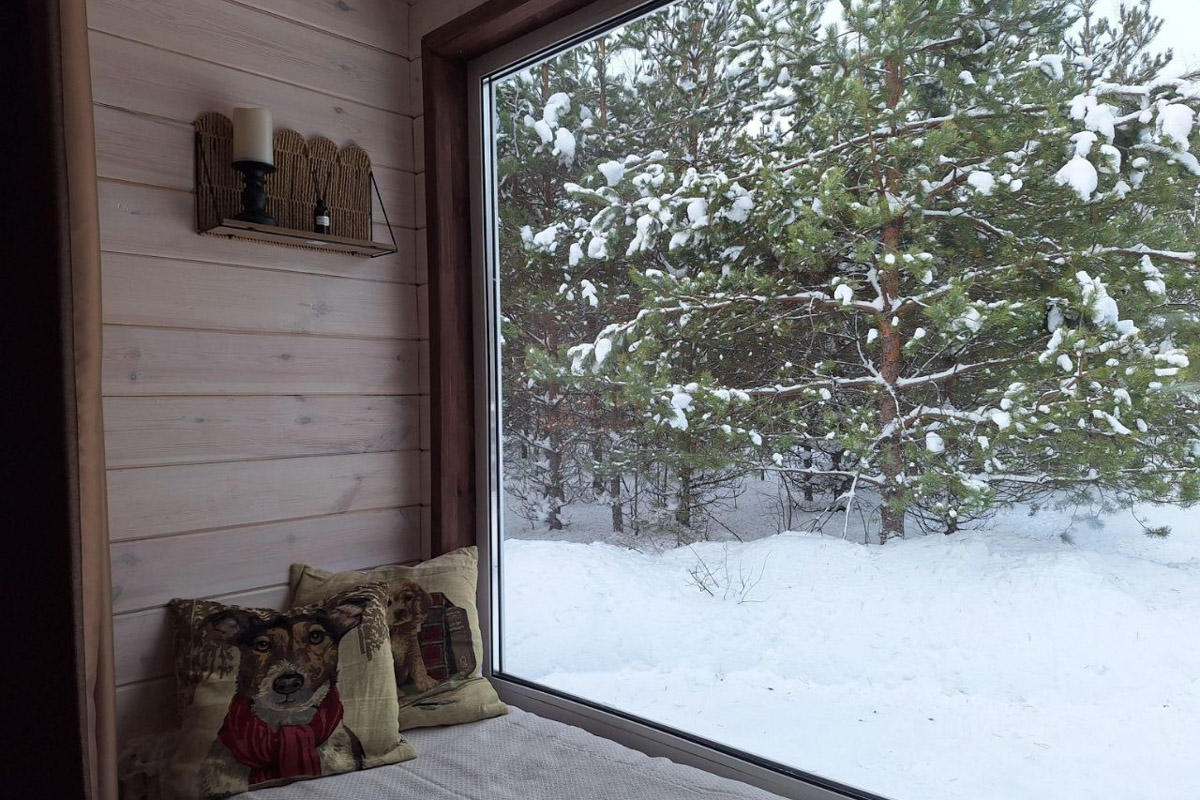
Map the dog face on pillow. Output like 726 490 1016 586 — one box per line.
204 598 366 726
167 584 415 799
386 580 432 635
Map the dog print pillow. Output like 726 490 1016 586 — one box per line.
289 546 508 730
166 583 416 799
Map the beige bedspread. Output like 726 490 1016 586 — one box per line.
244 707 786 800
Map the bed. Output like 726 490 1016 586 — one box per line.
237 707 786 800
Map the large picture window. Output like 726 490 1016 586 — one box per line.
478 1 1200 797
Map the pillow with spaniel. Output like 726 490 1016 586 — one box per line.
289 546 508 730
166 583 416 799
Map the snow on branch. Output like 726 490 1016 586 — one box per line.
735 105 1049 181
1081 244 1199 264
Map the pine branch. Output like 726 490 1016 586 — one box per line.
735 104 1049 181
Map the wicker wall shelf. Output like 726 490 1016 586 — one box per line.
194 111 396 258
201 219 397 256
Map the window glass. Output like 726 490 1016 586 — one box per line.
485 2 1199 797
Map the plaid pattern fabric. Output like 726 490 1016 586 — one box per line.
418 593 478 682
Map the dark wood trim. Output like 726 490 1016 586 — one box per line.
424 0 598 58
3 0 91 794
421 0 595 556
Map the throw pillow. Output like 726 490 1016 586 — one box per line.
289 547 508 730
166 583 416 799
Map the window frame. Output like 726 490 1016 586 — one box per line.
425 1 880 797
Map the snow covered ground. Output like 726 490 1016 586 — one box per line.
499 501 1200 800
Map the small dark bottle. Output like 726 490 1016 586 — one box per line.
314 198 332 234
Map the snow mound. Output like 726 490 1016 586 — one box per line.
1158 102 1195 151
1054 155 1098 201
501 502 1200 800
553 127 577 166
598 160 625 186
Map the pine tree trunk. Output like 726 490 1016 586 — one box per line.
545 376 565 531
610 473 623 533
546 437 564 530
803 449 814 502
592 439 605 496
596 39 609 130
877 55 907 545
676 466 692 529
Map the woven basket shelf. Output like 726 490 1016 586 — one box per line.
194 112 395 258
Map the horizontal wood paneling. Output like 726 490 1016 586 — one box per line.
416 224 428 282
418 338 430 393
111 505 420 613
102 326 417 396
420 395 431 450
411 57 423 115
93 0 426 744
99 181 417 284
92 106 191 189
104 395 419 468
93 106 416 228
116 679 176 743
415 169 427 227
417 282 429 333
107 451 420 540
90 32 413 171
413 113 425 172
89 0 410 115
233 0 409 56
113 584 291 683
112 504 421 684
102 254 418 339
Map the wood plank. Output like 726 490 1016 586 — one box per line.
413 113 425 172
89 0 410 115
113 522 424 684
107 452 421 540
417 284 429 338
200 219 397 257
112 506 421 681
103 254 418 339
111 504 419 613
116 678 177 744
419 339 430 393
411 57 424 115
89 31 413 171
420 504 432 561
416 221 428 283
114 584 291 684
102 325 418 396
232 0 410 58
421 449 431 504
104 395 419 468
415 166 427 227
410 0 486 54
92 106 416 228
98 181 417 284
420 395 431 450
422 0 593 60
92 106 191 189
424 51 476 555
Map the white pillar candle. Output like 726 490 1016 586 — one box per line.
232 107 274 166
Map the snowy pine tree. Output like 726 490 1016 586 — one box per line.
499 0 1200 544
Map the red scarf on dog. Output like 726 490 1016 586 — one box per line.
217 687 343 785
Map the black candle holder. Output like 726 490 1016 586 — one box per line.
232 160 277 226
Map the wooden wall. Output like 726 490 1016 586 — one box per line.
87 0 427 744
